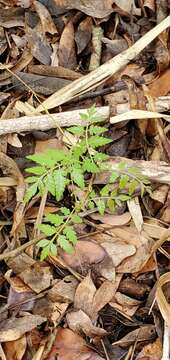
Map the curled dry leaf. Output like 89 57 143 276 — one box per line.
0 315 46 342
156 272 170 327
66 309 107 337
3 335 27 360
110 292 141 317
53 0 114 18
48 276 79 303
59 21 77 70
47 328 104 360
74 273 96 319
112 325 156 348
127 197 143 232
34 0 57 35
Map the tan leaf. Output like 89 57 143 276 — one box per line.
156 272 170 327
3 335 27 360
34 0 57 35
115 0 141 15
0 315 46 342
75 17 92 54
66 310 107 337
19 263 53 293
90 212 131 226
74 273 96 318
92 276 122 316
59 21 77 70
127 197 143 232
48 276 79 303
101 240 136 267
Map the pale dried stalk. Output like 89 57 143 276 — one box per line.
162 322 170 360
36 16 170 112
0 106 109 135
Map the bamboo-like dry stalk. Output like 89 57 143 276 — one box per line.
35 16 170 112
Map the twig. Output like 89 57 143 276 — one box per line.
0 106 109 135
36 16 170 112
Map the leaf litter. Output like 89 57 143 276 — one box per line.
0 1 170 359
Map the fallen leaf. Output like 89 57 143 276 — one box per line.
48 276 79 303
47 328 104 359
3 335 27 360
59 240 107 273
0 315 46 342
66 310 107 337
127 197 143 232
90 212 131 226
34 0 57 35
53 0 114 18
115 0 141 15
33 296 68 324
26 22 52 65
101 240 136 267
74 273 96 318
136 338 162 360
59 21 77 70
112 325 156 348
149 69 170 97
19 263 53 293
92 276 122 316
75 17 92 54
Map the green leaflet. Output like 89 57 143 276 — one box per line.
46 213 64 226
37 224 56 236
63 226 77 245
53 169 66 201
24 183 38 203
58 235 74 254
71 167 85 189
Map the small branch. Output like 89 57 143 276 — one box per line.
0 106 110 135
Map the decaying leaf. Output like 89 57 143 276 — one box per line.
53 0 114 18
112 325 156 348
47 328 104 359
66 309 107 337
136 338 162 360
3 335 27 360
19 262 53 293
74 273 96 318
59 21 77 70
48 276 79 303
0 315 46 342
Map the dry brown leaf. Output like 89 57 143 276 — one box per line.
136 338 162 360
53 0 114 18
101 240 136 267
110 291 141 317
156 272 170 327
3 335 27 360
6 253 35 274
59 240 106 272
48 276 79 303
149 69 170 97
74 273 96 318
92 276 122 316
19 263 53 293
127 197 143 232
47 328 104 360
90 212 131 226
34 0 57 35
59 21 77 70
66 310 107 337
75 17 92 54
0 315 46 342
26 22 52 65
33 296 68 324
112 325 156 348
